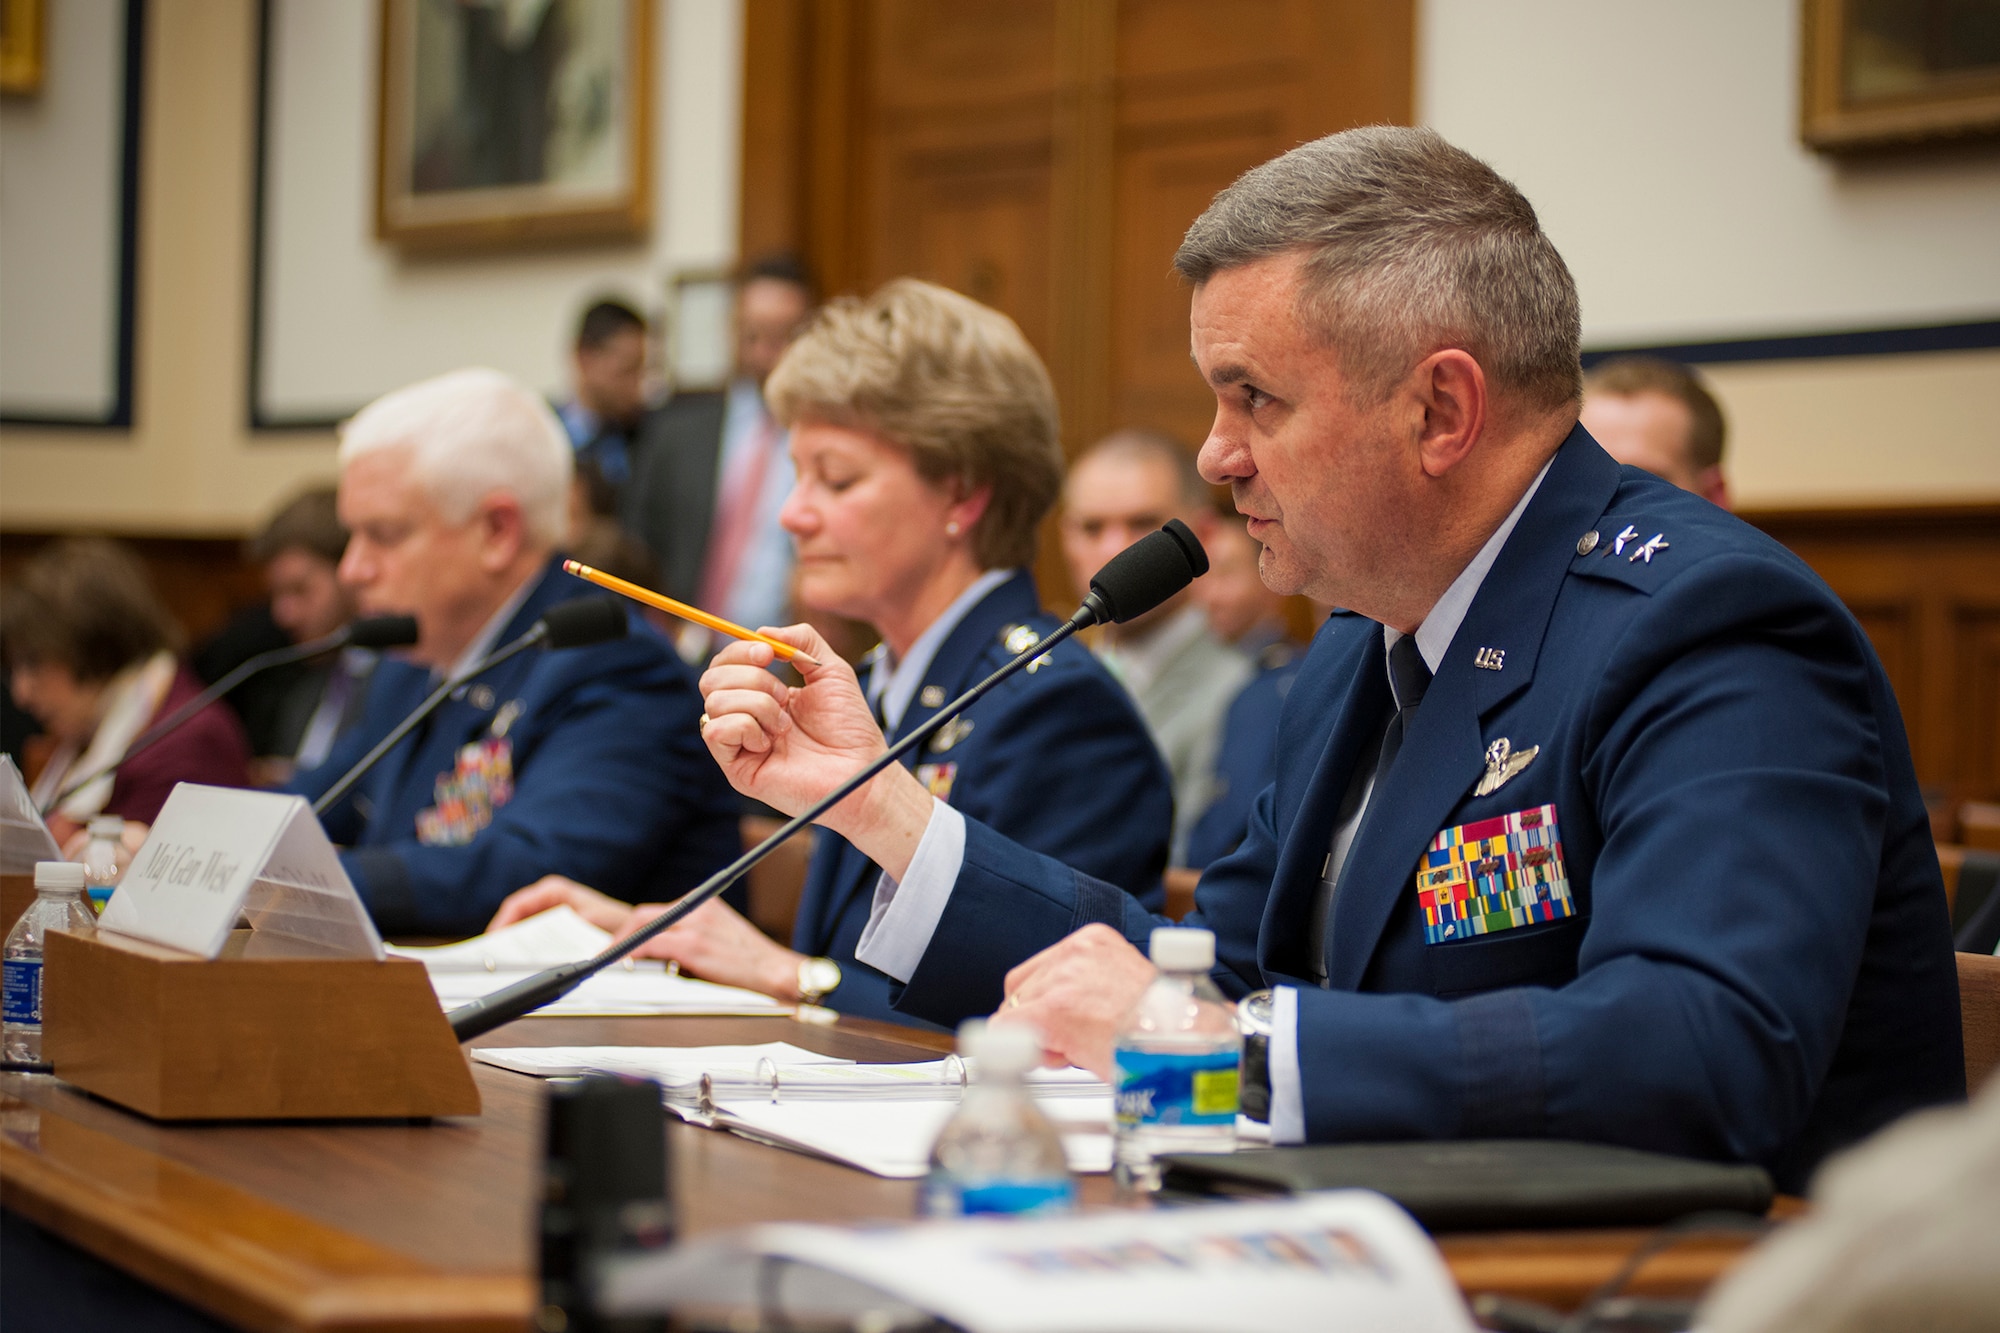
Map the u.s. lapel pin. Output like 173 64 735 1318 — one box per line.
930 716 974 753
1474 737 1539 797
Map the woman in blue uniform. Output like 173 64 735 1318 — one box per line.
489 279 1171 1027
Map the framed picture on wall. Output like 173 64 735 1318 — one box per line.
662 268 735 393
1801 0 2000 151
375 0 651 250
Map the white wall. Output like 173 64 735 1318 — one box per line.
0 0 128 418
0 0 745 535
258 0 743 420
1419 0 2000 346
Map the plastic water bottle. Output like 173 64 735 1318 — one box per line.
81 815 126 914
3 862 97 1063
1113 926 1241 1190
921 1020 1075 1218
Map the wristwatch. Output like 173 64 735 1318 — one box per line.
796 955 843 1006
1238 988 1274 1124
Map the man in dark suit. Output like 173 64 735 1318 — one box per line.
289 367 739 936
624 256 813 653
555 298 652 511
693 127 1963 1191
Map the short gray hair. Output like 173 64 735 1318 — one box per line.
1069 429 1209 512
1175 126 1581 412
338 367 573 548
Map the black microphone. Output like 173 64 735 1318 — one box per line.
44 614 421 811
310 596 628 819
447 521 1209 1041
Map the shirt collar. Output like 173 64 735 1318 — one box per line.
869 568 1014 733
1386 454 1555 675
443 569 542 682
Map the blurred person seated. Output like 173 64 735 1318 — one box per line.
626 255 814 659
237 487 376 786
1061 430 1251 866
1184 635 1310 872
491 279 1172 1028
555 297 653 511
1581 355 1729 507
1 537 251 841
278 368 739 937
1192 506 1290 655
567 518 676 638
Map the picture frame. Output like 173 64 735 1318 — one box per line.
0 0 46 98
1801 0 2000 152
375 0 651 251
662 267 736 393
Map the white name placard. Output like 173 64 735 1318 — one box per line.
0 754 62 874
100 783 385 960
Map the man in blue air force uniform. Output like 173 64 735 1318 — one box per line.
799 568 1171 1026
290 368 739 936
693 128 1962 1191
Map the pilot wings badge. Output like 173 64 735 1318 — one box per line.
1474 737 1539 797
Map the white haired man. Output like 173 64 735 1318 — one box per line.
286 367 739 936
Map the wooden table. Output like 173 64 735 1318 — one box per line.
1 1010 1768 1331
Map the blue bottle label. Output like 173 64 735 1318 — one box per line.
925 1175 1073 1217
2 959 41 1026
1114 1047 1240 1130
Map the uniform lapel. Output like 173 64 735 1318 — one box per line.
1322 427 1623 990
1253 617 1387 980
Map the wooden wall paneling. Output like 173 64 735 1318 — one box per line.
1745 505 2000 807
738 0 812 265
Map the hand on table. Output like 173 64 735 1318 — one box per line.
60 819 149 873
699 626 935 879
488 876 636 933
992 924 1159 1081
614 898 804 1002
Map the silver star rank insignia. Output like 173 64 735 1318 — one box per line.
1474 737 1540 797
1628 533 1669 563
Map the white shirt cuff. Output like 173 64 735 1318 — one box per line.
852 799 965 984
1268 985 1306 1144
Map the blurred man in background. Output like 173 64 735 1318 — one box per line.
556 297 653 515
1581 355 1729 508
243 487 371 785
1060 429 1249 866
626 255 814 659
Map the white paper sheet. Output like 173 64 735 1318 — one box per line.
474 1042 850 1079
598 1191 1478 1333
427 965 784 1016
385 905 614 970
696 1095 1116 1178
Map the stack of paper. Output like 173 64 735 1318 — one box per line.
597 1192 1479 1332
473 1042 1116 1177
389 908 785 1016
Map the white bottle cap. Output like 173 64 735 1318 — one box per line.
959 1018 1042 1073
1148 926 1215 972
35 861 87 891
88 815 125 837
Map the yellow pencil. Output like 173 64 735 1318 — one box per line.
563 560 821 667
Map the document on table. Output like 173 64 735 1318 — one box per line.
596 1191 1478 1333
389 908 785 1016
474 1043 1115 1176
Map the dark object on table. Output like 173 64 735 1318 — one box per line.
1159 1138 1774 1232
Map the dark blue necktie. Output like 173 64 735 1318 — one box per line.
1378 633 1432 777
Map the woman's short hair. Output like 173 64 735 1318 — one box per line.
338 367 573 548
0 537 183 682
765 278 1063 571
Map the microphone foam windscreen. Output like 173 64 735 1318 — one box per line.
1087 518 1210 624
347 614 421 650
541 595 630 649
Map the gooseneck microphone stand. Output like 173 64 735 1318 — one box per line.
447 520 1209 1042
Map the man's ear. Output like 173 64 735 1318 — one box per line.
1412 348 1487 479
475 492 530 572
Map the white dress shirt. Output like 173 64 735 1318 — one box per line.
856 460 1553 1141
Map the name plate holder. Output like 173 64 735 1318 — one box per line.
42 784 479 1120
